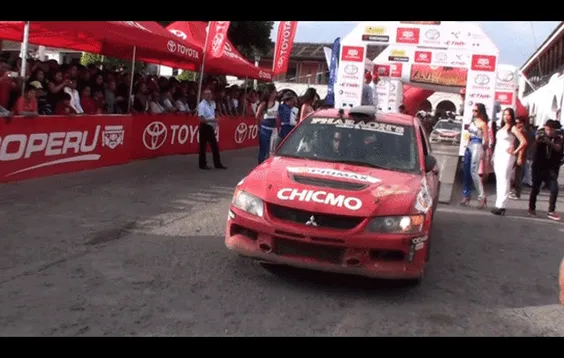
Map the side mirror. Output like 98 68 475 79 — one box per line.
425 155 437 173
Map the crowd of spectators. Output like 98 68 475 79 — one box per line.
0 55 325 119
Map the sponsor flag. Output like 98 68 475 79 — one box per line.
272 21 298 75
326 37 340 107
207 21 231 58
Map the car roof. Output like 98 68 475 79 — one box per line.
313 108 416 127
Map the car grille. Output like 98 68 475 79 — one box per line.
268 203 363 230
273 237 345 264
292 175 368 191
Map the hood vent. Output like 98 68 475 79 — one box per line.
292 175 369 191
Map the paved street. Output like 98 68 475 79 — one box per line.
0 148 563 336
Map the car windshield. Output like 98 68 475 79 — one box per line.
435 121 460 131
276 115 419 173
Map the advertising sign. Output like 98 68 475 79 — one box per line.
410 64 468 87
494 64 518 115
334 44 367 109
459 53 498 155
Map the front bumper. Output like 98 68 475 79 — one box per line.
430 135 460 144
225 207 428 280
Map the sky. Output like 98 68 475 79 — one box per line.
270 21 560 68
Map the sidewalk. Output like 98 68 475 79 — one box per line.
450 169 564 218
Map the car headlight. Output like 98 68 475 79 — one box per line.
366 215 424 234
232 189 264 217
430 132 439 138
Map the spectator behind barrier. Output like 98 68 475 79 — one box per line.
0 53 291 118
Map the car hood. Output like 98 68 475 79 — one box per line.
238 156 424 217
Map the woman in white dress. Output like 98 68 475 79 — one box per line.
491 108 527 216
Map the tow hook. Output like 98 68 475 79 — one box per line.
407 236 428 263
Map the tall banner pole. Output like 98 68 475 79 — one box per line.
127 46 137 113
20 21 30 96
196 23 211 106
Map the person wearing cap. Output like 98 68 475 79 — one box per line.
278 92 298 140
528 119 563 221
29 80 52 115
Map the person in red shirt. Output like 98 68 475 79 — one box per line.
80 86 101 114
12 85 38 116
54 93 77 115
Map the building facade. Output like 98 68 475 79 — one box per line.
259 42 384 84
519 22 564 125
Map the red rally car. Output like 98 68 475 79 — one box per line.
225 106 441 284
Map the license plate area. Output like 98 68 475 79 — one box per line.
273 237 345 264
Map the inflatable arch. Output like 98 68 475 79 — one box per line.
334 21 524 154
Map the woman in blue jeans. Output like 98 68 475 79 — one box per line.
461 103 490 208
255 84 279 164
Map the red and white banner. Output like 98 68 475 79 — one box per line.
0 114 260 183
334 44 367 109
272 21 298 75
0 115 132 182
131 115 258 160
459 53 498 155
207 21 231 58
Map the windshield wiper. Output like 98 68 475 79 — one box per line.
329 159 391 170
278 153 313 160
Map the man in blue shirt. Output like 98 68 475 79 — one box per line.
197 89 227 170
278 92 298 140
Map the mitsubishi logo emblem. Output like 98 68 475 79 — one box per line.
305 216 318 227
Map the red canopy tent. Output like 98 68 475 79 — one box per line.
0 21 202 71
166 21 273 81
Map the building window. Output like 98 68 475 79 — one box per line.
286 62 297 82
172 68 179 76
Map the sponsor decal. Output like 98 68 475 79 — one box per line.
412 236 428 251
495 91 514 105
1 125 124 177
234 122 258 144
310 118 405 135
372 185 411 198
469 93 492 100
142 121 219 151
276 188 363 211
362 26 389 42
471 54 496 72
410 64 468 87
341 46 365 62
375 64 390 77
414 177 433 213
364 26 386 35
287 167 381 184
425 29 440 40
390 63 402 78
414 51 432 63
396 28 420 44
344 64 359 75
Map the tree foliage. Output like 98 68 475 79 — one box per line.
80 53 146 74
157 21 274 59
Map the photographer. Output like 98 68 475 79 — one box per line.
528 120 563 221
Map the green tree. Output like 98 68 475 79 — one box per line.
80 52 146 74
157 21 274 59
176 70 197 82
